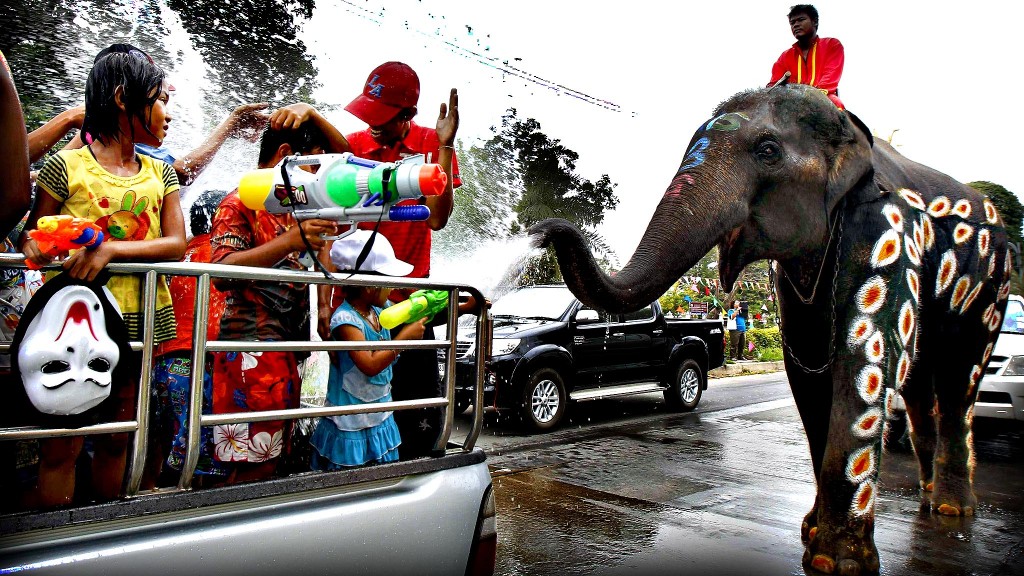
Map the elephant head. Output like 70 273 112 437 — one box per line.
530 84 875 313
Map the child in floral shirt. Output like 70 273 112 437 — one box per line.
209 104 347 483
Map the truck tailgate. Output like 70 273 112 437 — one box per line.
1 453 491 576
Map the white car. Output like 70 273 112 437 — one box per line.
976 294 1024 422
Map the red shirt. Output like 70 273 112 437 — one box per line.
769 37 845 109
346 122 461 279
155 233 226 357
210 191 310 343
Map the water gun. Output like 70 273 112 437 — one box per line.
25 215 105 269
379 289 449 330
237 152 447 228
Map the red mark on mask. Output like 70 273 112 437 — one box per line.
56 301 98 341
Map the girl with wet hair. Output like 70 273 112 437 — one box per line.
16 44 186 509
81 50 168 147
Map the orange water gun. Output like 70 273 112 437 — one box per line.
26 215 105 269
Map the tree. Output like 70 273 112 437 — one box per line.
1 0 322 168
166 0 320 110
968 181 1023 249
969 181 1024 293
435 109 620 285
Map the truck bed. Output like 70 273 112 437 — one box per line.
0 450 490 576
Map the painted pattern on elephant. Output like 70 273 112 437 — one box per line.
530 84 1009 575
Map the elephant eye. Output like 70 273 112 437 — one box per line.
88 358 111 372
756 141 782 163
41 360 71 374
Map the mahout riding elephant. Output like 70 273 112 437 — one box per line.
529 84 1010 575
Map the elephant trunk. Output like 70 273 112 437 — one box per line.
529 179 732 313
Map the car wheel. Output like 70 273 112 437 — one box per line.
665 359 703 411
519 368 567 433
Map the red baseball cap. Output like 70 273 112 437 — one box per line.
345 62 420 126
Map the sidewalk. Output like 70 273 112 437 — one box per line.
709 359 784 378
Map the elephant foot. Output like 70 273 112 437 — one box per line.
802 524 880 576
930 485 977 516
801 504 819 545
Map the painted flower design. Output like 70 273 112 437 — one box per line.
214 423 249 462
248 430 283 462
241 351 263 371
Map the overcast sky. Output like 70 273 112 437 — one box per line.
175 0 1024 261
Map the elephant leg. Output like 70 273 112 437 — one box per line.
788 369 833 544
896 358 937 492
804 261 919 575
928 326 996 516
803 366 886 576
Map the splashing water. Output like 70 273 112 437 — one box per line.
431 234 542 302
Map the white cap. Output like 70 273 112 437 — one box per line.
330 229 414 276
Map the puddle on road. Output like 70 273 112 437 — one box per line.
493 468 667 575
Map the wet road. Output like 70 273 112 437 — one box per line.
453 373 1024 576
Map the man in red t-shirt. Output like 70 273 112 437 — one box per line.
322 61 460 459
768 4 845 110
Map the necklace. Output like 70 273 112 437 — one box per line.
354 305 379 331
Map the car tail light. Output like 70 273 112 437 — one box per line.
465 485 497 576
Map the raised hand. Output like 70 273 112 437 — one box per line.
435 88 459 147
228 103 270 141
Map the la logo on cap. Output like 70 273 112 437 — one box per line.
367 74 384 99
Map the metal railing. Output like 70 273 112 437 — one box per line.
0 253 492 495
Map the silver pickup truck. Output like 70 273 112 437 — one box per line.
0 257 496 576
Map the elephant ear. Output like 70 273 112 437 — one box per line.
825 110 875 215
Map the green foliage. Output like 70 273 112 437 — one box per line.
756 347 784 362
748 326 782 350
166 0 320 108
968 181 1023 249
436 109 620 282
435 137 519 251
968 181 1024 294
492 109 619 231
2 0 321 169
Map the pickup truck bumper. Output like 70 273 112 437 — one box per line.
453 355 521 411
0 451 491 576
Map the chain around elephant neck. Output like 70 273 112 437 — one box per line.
772 204 845 374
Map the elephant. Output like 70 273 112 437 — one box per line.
529 84 1010 575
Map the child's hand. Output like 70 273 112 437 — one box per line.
394 318 427 341
317 305 334 341
63 242 117 282
228 103 270 141
289 219 338 252
21 238 59 269
269 103 316 131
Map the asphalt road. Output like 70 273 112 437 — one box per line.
452 372 1024 576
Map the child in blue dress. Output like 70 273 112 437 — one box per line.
310 230 427 470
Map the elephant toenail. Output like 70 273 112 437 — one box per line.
811 554 836 573
937 503 960 515
838 559 862 576
809 527 818 541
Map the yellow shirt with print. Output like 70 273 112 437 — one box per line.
35 147 178 342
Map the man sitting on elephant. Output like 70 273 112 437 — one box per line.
769 4 846 110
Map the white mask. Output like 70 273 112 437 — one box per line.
17 285 120 415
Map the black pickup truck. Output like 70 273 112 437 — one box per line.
449 284 726 432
